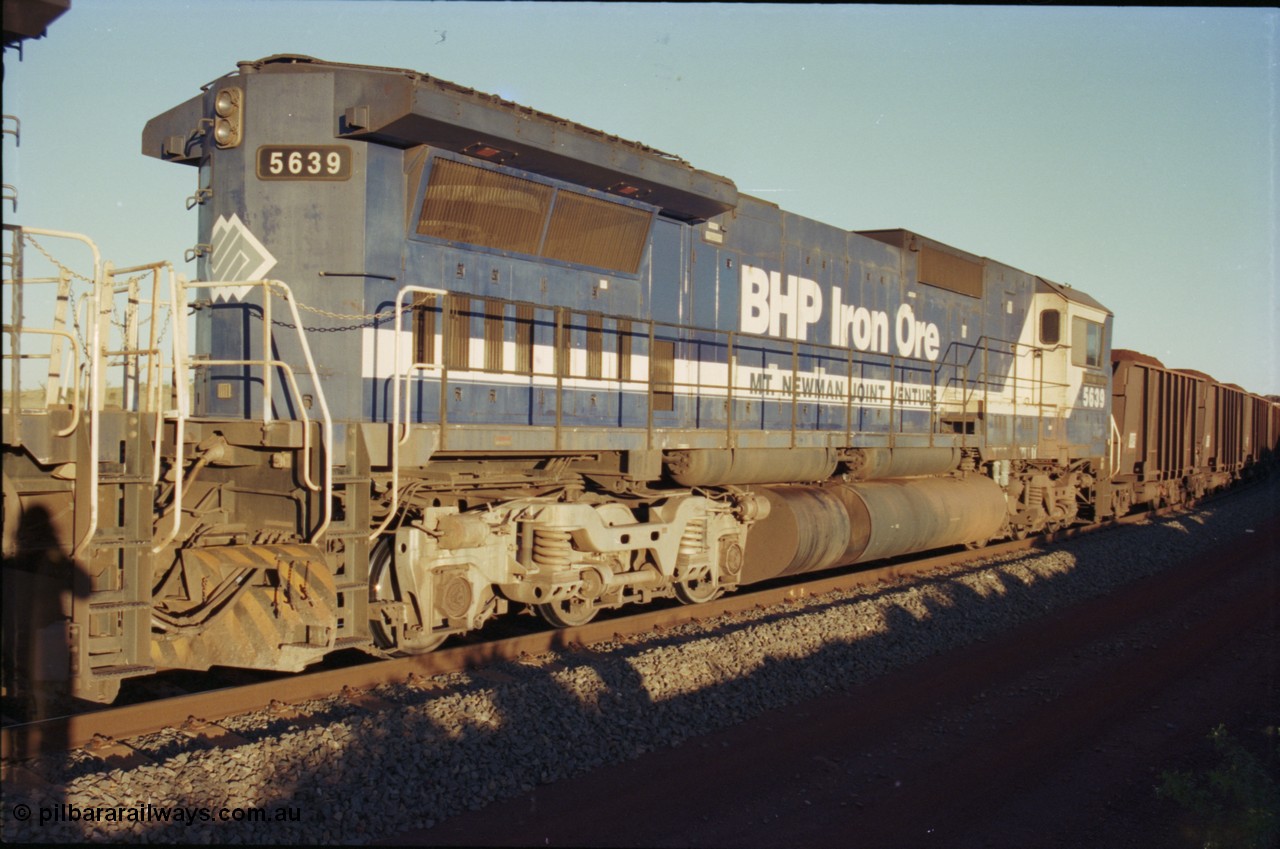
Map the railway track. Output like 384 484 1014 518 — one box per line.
421 494 1280 848
3 478 1273 846
0 501 1187 763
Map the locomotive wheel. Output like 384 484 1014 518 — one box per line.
536 597 599 628
674 574 721 605
369 538 446 655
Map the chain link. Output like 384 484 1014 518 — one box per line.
66 289 90 361
23 234 175 363
26 235 399 335
265 281 399 330
26 233 150 292
187 281 403 332
24 235 91 359
25 235 95 284
271 314 396 332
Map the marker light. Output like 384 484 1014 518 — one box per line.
213 87 243 149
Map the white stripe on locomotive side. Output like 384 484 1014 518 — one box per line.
361 325 960 410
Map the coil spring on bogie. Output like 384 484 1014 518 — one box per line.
1027 484 1046 510
675 518 706 575
679 518 706 558
532 528 574 568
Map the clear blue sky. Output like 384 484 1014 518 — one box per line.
4 2 1277 394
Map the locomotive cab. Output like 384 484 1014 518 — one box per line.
135 55 1132 673
1029 277 1112 462
142 54 737 426
5 53 1187 705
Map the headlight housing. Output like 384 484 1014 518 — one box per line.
213 87 243 149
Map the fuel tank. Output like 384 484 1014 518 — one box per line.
739 476 1007 584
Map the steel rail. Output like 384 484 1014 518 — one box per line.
1 502 1194 763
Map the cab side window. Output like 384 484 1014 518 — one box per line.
1039 309 1061 346
1071 317 1103 368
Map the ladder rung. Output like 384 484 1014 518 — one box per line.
89 600 150 612
90 664 156 679
90 536 153 548
98 475 152 484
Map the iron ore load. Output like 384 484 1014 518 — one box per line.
4 56 1277 704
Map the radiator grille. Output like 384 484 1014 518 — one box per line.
417 158 552 255
417 157 651 275
542 190 650 274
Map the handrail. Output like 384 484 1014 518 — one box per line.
355 288 1087 541
0 326 81 435
75 258 189 555
1109 413 1122 481
150 265 189 554
4 232 205 561
11 228 104 560
6 235 342 555
372 296 1075 451
270 280 332 541
193 279 333 543
368 284 447 540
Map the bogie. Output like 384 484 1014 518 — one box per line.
3 54 1276 704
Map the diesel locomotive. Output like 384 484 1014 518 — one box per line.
3 55 1277 704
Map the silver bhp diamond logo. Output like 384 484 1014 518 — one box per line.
208 214 278 301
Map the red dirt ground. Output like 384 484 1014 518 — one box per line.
390 513 1279 848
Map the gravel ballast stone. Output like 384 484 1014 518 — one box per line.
2 480 1275 844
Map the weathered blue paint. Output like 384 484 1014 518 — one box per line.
144 56 1112 461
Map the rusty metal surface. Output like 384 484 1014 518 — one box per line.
0 503 1188 762
153 543 338 673
739 485 851 582
845 476 1007 564
414 508 1280 849
2 0 70 48
666 448 838 487
740 476 1005 583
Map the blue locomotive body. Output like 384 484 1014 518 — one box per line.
5 55 1164 704
150 56 1109 467
126 56 1125 672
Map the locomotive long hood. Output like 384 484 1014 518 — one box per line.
143 54 739 223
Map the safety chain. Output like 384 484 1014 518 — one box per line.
189 282 403 332
66 289 90 361
27 233 161 293
25 234 95 285
272 305 398 332
270 312 396 332
24 246 404 335
24 234 174 364
23 236 91 360
279 289 393 323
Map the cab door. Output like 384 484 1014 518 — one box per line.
646 218 690 426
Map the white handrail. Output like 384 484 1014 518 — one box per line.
17 228 103 561
368 284 446 541
1109 413 1121 481
150 265 188 554
195 279 334 542
8 327 81 435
